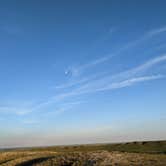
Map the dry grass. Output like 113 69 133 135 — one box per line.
0 141 166 165
0 150 166 166
0 151 56 165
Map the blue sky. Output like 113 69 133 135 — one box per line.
0 0 166 147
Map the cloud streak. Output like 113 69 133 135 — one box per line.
147 26 166 37
1 53 166 116
69 55 166 94
53 75 164 101
16 54 166 115
50 53 166 104
64 26 166 78
1 27 166 116
99 75 164 91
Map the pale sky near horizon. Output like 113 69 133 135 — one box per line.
0 0 166 148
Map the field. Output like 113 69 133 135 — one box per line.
0 140 166 166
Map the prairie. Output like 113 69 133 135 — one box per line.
0 140 166 166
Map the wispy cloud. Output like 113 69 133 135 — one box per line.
64 27 117 77
54 75 163 100
110 54 166 80
147 26 166 37
55 76 90 89
1 53 165 116
64 52 113 79
60 25 166 92
64 26 166 78
54 71 108 89
1 27 166 116
52 54 166 101
98 75 164 91
20 54 166 115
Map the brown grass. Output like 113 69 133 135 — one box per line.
0 141 166 165
0 150 166 166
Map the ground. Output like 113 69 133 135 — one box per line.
0 141 166 166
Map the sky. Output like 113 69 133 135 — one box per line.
0 0 166 148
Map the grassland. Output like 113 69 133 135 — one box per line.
0 140 166 166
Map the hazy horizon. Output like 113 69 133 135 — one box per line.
0 0 166 148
